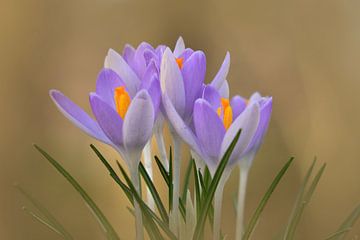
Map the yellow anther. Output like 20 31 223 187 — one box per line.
223 105 233 130
114 86 131 119
217 98 233 130
176 57 184 69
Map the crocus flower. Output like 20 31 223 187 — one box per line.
50 67 159 169
162 83 272 174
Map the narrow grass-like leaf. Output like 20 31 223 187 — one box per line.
139 162 169 223
193 160 201 220
169 147 173 211
117 161 165 240
242 157 294 240
325 204 360 240
283 163 326 240
155 156 170 186
90 145 134 203
16 184 73 239
181 159 193 203
283 158 317 240
22 206 66 238
192 130 242 240
34 145 120 240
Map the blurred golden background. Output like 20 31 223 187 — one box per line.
1 0 359 239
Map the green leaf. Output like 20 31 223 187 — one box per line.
90 144 134 203
116 161 166 240
22 206 68 238
283 162 326 240
139 162 169 223
169 147 173 211
154 156 170 186
34 144 120 240
181 159 193 204
193 160 201 220
16 184 73 239
242 157 294 240
192 130 242 240
325 204 360 240
283 158 317 239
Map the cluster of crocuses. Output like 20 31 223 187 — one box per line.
50 37 272 240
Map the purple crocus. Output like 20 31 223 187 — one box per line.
163 84 272 174
50 42 163 240
50 67 159 169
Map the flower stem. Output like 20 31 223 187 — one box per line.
130 166 144 240
213 177 226 240
235 167 249 240
155 127 169 171
143 141 155 210
170 133 182 236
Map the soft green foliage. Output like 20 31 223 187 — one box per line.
16 184 73 239
20 139 359 239
242 157 294 240
34 145 120 240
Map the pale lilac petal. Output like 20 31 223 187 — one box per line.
202 85 221 111
246 97 272 152
218 79 229 98
123 90 155 153
210 52 230 90
179 48 194 61
173 36 185 57
160 48 186 117
162 93 203 156
122 44 135 65
50 90 111 144
95 68 126 109
142 61 158 85
104 49 141 97
140 73 161 117
133 42 154 78
89 93 123 147
231 95 247 120
249 92 262 103
182 51 206 119
193 99 225 168
220 103 260 166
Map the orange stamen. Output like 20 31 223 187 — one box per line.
114 86 131 119
217 98 233 130
176 57 184 69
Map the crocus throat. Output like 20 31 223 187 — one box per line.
114 86 131 119
176 57 183 69
217 98 233 130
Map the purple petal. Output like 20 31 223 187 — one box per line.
122 44 135 65
193 99 226 168
246 97 272 153
133 42 154 78
140 73 161 117
249 92 262 103
210 52 230 90
50 90 111 144
173 36 185 57
202 85 221 111
182 51 206 120
179 48 194 61
162 93 203 156
89 93 123 147
220 103 260 166
104 49 141 97
95 68 126 109
231 95 247 120
160 48 186 117
218 79 229 98
123 90 155 153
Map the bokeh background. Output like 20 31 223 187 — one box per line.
1 0 360 239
